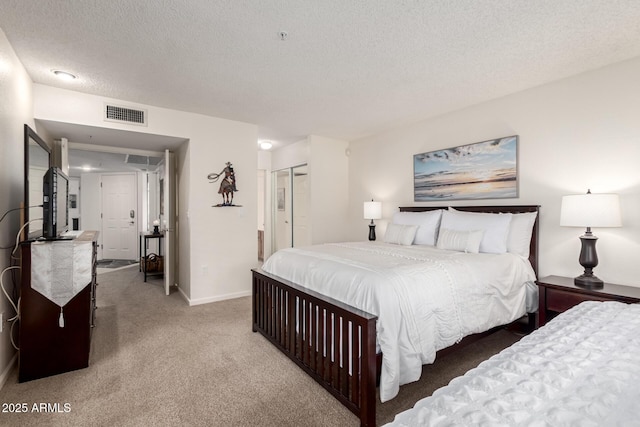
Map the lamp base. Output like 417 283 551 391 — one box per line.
368 224 376 241
574 274 604 289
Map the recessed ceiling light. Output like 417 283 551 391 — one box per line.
259 140 273 150
52 70 77 81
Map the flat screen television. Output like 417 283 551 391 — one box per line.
42 166 69 238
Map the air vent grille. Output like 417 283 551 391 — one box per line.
104 104 147 126
125 154 162 166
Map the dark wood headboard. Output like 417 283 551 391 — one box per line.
399 205 540 277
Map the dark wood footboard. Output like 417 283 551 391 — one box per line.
252 268 378 426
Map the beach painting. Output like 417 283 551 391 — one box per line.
414 136 518 201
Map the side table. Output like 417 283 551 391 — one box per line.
140 232 164 282
537 275 640 327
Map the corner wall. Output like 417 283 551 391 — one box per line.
348 56 640 286
269 135 350 247
0 28 35 387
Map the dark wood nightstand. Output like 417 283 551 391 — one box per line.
537 275 640 327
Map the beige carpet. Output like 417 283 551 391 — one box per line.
0 266 522 426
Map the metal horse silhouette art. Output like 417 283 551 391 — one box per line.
208 162 238 206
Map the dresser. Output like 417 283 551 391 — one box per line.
19 231 98 382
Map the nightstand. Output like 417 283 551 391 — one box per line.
537 275 640 327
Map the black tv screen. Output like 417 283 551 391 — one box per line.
42 166 69 238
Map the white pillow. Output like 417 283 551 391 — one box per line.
436 228 484 253
392 210 443 246
441 209 512 254
507 211 537 257
384 223 419 246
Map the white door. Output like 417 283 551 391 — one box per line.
273 169 291 251
101 173 137 260
292 165 309 247
162 150 176 296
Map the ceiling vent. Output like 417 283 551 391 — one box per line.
125 154 162 166
104 103 147 126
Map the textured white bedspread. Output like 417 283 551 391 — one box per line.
261 242 535 402
387 301 640 426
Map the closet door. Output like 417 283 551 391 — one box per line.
272 164 309 252
292 165 309 247
273 169 291 252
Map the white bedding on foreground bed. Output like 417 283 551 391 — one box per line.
386 301 640 426
261 241 536 402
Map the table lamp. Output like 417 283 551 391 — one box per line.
363 200 382 241
560 190 621 288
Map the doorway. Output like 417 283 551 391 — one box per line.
34 120 184 296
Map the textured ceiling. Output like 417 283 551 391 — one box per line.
2 0 640 150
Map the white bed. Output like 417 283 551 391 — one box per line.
252 205 540 426
386 301 640 426
262 240 536 403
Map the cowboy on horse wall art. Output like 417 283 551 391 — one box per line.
208 162 240 207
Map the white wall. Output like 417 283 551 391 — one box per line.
79 173 102 257
348 57 640 287
0 28 35 387
176 141 191 299
308 135 350 244
269 135 350 247
33 85 259 305
257 150 272 259
271 138 309 171
187 124 257 303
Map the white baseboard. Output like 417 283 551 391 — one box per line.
177 286 190 304
0 353 17 391
181 289 251 306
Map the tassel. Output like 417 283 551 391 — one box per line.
59 307 65 328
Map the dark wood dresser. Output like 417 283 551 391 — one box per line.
19 231 98 382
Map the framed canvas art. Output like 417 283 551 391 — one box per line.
414 135 518 201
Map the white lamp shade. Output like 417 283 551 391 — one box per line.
363 201 382 220
560 193 621 227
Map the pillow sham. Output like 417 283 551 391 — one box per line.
392 210 443 246
507 211 537 257
436 228 484 253
441 208 512 254
384 223 419 246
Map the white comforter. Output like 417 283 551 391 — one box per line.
261 242 535 402
387 301 640 426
